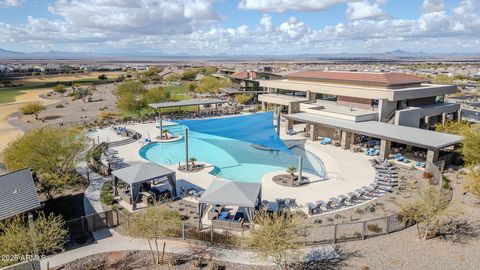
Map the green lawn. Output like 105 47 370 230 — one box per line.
0 79 100 104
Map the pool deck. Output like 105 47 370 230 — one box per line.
104 119 376 214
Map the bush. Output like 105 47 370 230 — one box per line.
207 261 221 270
423 172 433 179
55 104 64 108
192 258 203 268
366 224 383 233
101 182 113 193
168 256 180 266
100 191 115 205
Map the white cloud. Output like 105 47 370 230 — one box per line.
238 0 349 12
48 0 219 35
421 0 444 13
0 0 24 7
1 0 480 54
346 0 387 20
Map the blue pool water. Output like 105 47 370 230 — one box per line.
139 124 325 183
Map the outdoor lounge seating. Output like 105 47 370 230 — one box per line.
286 128 295 135
320 137 332 145
416 161 426 168
394 153 405 161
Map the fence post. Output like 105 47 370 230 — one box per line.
127 214 130 237
362 221 366 240
210 226 214 244
182 221 185 240
386 216 390 234
81 216 85 234
333 224 337 243
93 214 96 232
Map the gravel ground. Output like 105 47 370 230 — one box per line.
339 172 480 270
55 250 277 270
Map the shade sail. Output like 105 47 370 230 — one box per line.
174 112 290 153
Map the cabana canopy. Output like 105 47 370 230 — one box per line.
111 162 177 210
0 168 40 221
198 179 261 227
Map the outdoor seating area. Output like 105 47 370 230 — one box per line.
198 179 261 230
261 198 300 212
305 158 397 216
111 162 177 211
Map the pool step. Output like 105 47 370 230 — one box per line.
209 166 222 176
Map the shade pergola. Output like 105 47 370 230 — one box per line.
198 179 262 228
149 99 228 109
111 162 177 210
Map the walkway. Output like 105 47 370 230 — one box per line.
78 162 109 216
40 228 336 269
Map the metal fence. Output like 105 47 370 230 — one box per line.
62 209 407 249
111 209 406 247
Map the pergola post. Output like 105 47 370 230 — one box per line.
310 124 320 141
380 139 391 160
340 130 352 150
298 156 303 183
276 109 281 135
285 119 293 134
159 118 163 139
426 149 439 172
185 128 189 171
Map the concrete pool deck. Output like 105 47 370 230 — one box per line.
104 120 376 214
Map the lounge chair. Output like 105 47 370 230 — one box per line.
416 161 426 168
320 137 332 145
338 195 347 205
306 202 317 215
346 192 357 204
394 153 405 161
286 128 295 135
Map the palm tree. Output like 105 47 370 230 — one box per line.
286 166 297 186
162 129 169 139
189 157 197 169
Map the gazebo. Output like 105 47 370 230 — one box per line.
111 162 177 210
198 179 262 229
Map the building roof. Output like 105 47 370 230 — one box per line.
149 99 228 109
285 112 463 150
199 179 261 208
0 168 41 221
111 162 175 185
230 71 257 80
286 71 429 87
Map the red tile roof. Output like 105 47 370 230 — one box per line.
286 71 428 87
230 71 257 80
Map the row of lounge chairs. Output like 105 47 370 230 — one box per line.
305 159 398 216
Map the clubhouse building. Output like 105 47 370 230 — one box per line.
257 70 462 172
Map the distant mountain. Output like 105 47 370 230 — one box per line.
0 47 479 61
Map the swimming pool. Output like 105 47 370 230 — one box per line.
139 124 326 183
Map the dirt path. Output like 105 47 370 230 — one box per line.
0 89 59 152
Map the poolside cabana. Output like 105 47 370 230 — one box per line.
0 168 41 221
198 179 262 229
111 162 177 210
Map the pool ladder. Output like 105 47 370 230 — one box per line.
209 166 222 176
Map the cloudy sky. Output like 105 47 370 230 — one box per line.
0 0 479 55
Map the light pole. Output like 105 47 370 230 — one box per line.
185 128 189 171
298 156 303 183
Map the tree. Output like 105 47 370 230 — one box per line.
465 167 480 198
205 66 218 75
75 88 92 103
462 124 480 166
187 82 198 92
3 127 88 199
129 206 182 264
399 187 451 240
286 166 297 186
435 120 470 135
98 74 107 80
196 77 231 94
116 81 147 116
144 66 164 78
189 156 197 168
244 212 301 270
20 102 45 120
162 129 169 139
235 94 250 104
143 87 171 104
0 213 68 267
53 84 67 97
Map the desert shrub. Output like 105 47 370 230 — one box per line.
55 104 64 108
423 172 433 179
367 224 383 233
169 255 180 266
207 261 221 270
100 192 115 205
192 258 203 268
